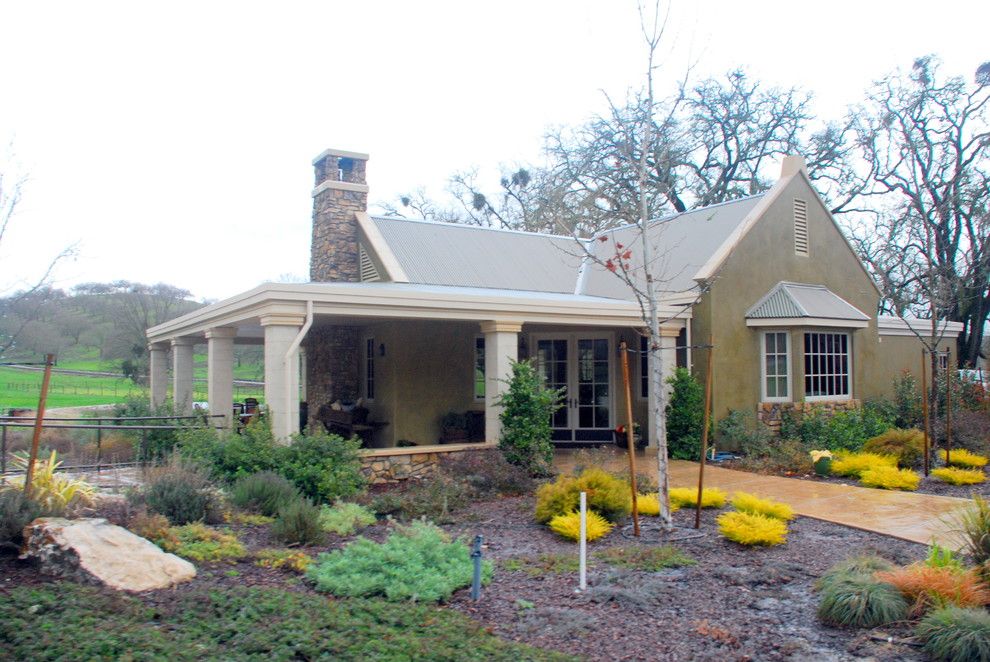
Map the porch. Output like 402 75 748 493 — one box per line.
145 282 691 452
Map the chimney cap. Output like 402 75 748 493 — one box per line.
312 148 370 166
780 155 807 179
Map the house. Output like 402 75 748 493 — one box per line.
146 148 961 476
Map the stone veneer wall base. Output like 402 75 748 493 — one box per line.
757 400 862 436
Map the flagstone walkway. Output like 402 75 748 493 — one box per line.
554 449 972 547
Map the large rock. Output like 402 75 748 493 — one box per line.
20 517 196 592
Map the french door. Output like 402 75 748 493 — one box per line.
533 334 613 442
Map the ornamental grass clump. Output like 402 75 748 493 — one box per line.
716 511 787 546
307 520 492 602
932 467 987 486
730 492 794 521
859 465 921 491
816 555 895 592
876 565 990 616
817 573 909 628
942 448 989 469
829 451 898 478
10 450 95 515
669 486 726 509
951 495 990 565
548 510 613 542
916 606 990 662
862 428 924 467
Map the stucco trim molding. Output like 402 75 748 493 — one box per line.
746 317 869 329
355 212 410 282
479 321 524 334
312 148 370 164
878 316 964 338
312 180 369 197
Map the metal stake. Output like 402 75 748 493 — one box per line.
24 354 55 496
921 351 930 477
945 349 953 463
619 340 640 537
470 535 483 601
695 335 714 530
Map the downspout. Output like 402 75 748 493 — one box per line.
284 300 314 435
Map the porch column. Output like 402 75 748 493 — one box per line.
480 321 522 443
206 327 237 430
148 342 168 409
646 325 683 447
262 314 306 441
171 338 196 415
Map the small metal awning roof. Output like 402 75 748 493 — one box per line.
745 282 870 328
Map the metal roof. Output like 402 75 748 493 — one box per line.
579 196 765 300
746 282 870 321
371 216 584 294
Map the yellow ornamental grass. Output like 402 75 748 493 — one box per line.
731 492 795 521
548 510 613 542
942 449 989 469
931 467 987 486
633 493 681 517
11 450 96 513
830 451 899 478
669 487 726 509
717 511 788 546
859 466 921 491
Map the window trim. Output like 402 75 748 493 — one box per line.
803 330 852 402
364 336 376 402
760 329 791 403
473 335 486 401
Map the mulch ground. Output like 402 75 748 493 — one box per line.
2 489 933 662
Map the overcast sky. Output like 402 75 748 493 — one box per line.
1 0 986 301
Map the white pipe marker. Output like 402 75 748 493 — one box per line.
579 491 587 591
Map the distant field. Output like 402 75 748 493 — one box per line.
0 366 263 410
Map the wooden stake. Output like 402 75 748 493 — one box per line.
620 340 640 537
921 351 930 477
24 354 55 496
695 335 714 530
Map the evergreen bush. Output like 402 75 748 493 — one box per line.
271 498 325 546
0 489 43 551
497 360 563 476
229 471 301 517
862 428 924 467
139 457 223 525
665 368 705 460
318 502 377 536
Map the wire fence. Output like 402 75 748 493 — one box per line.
3 381 263 400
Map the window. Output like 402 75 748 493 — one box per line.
804 332 850 400
761 331 790 402
474 336 486 400
364 337 375 401
937 350 950 371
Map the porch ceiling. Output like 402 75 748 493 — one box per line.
147 281 693 345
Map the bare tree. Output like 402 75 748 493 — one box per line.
841 57 990 370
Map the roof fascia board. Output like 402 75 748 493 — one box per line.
746 317 870 329
356 212 410 282
878 316 964 337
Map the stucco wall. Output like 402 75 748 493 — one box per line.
698 175 882 422
872 333 956 399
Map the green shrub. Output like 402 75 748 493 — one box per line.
665 368 705 460
158 523 246 562
717 409 773 455
113 397 186 463
534 467 631 524
916 606 990 662
308 520 492 602
497 360 563 476
952 495 990 565
817 573 909 627
790 404 893 452
178 421 280 481
271 498 325 546
0 489 43 551
862 428 924 467
892 371 923 429
438 449 533 496
280 430 366 503
229 471 300 517
139 457 223 525
319 502 377 536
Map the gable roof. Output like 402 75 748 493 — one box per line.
746 282 870 324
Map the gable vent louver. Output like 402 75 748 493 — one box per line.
793 198 809 256
359 243 382 282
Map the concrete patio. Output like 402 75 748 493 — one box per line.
554 448 973 547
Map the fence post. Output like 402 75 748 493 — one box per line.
1 425 7 485
96 419 103 470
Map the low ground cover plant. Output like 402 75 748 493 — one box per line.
319 501 376 536
157 522 246 562
716 511 787 546
503 553 580 576
254 548 312 574
225 511 274 526
308 520 492 602
829 451 898 478
730 492 794 521
548 510 613 542
932 467 986 486
593 545 695 572
942 448 989 469
859 466 920 491
862 428 924 467
271 498 325 546
916 605 990 662
668 486 726 509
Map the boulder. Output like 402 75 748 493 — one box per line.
20 517 196 592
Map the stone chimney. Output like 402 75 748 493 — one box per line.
310 148 369 282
